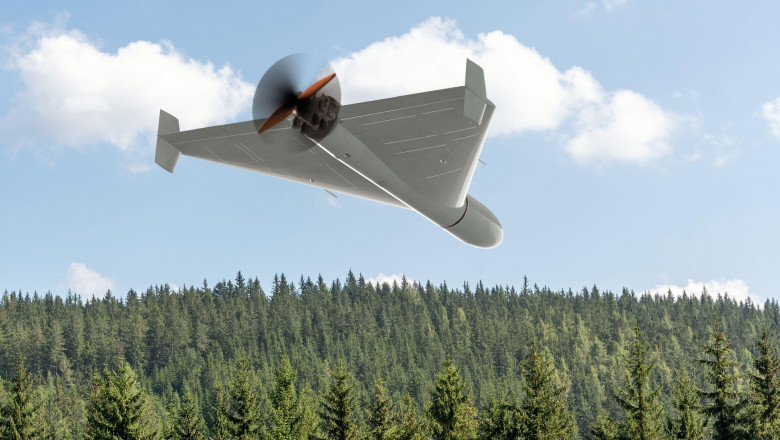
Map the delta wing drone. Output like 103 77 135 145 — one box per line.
155 56 502 248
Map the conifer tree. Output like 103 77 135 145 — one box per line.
208 385 232 440
169 384 204 440
745 328 780 440
269 354 315 440
665 368 706 440
477 390 519 440
612 327 664 440
518 339 576 440
590 412 619 440
365 376 397 440
318 360 358 440
221 354 262 439
698 319 744 440
397 395 426 440
426 356 477 440
86 361 156 440
319 360 358 440
0 354 47 439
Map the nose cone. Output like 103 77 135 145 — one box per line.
445 196 503 248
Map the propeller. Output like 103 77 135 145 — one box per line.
252 54 341 139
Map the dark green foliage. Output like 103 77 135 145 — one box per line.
611 327 665 440
745 328 780 440
169 384 204 440
426 356 477 440
397 395 426 440
666 368 706 440
477 390 520 440
519 339 576 440
318 360 358 440
2 273 780 437
699 319 744 440
365 376 397 440
591 412 619 440
0 354 47 439
218 354 262 439
269 354 315 440
86 360 156 440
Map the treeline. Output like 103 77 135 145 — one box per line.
0 271 779 438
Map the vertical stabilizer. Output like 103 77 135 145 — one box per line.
155 110 181 173
464 59 488 125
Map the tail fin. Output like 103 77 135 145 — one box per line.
155 110 181 173
463 59 489 125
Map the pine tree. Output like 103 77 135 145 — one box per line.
86 361 156 440
426 356 477 440
665 368 706 440
612 327 664 440
221 354 262 439
169 384 204 440
365 376 397 440
0 354 47 439
745 328 780 440
698 319 744 440
590 412 619 440
518 339 576 440
318 360 358 440
397 395 426 440
269 354 315 440
208 385 232 440
477 389 520 440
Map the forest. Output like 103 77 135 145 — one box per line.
1 271 779 439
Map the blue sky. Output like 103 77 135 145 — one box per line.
2 0 779 303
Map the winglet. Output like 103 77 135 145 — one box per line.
463 59 488 125
155 110 181 173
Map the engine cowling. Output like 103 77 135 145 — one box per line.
443 196 503 249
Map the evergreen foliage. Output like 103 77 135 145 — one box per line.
745 328 780 440
519 339 576 439
219 354 262 439
2 272 780 438
665 368 706 440
611 327 665 440
0 354 47 439
318 360 358 440
365 376 397 440
268 354 315 440
168 384 205 440
426 356 477 440
698 319 744 440
86 360 156 440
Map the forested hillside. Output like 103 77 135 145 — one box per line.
1 271 779 438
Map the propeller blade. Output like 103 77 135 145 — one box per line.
297 73 337 100
257 105 295 134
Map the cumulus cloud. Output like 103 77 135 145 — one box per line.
762 97 780 140
644 278 761 306
3 18 253 155
67 262 113 299
331 17 674 165
366 273 413 287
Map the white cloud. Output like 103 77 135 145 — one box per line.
3 19 254 155
366 273 413 287
762 97 780 140
565 90 674 164
644 278 761 306
331 17 674 165
67 262 114 299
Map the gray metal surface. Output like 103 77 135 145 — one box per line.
159 86 493 210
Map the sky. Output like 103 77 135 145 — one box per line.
1 0 779 304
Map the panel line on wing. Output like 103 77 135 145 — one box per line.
443 126 477 135
360 115 416 126
453 133 480 142
384 133 439 145
422 108 454 114
340 97 463 121
234 141 264 162
202 146 225 162
426 167 463 179
396 144 447 155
